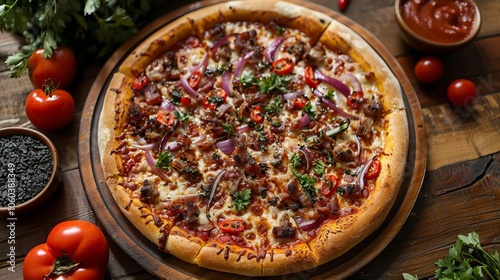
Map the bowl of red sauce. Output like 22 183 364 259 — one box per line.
395 0 482 53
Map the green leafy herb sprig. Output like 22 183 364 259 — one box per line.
403 232 500 280
0 0 160 78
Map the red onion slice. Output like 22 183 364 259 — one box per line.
206 169 227 221
180 76 198 98
236 124 251 134
190 52 209 74
357 157 374 190
314 69 350 97
298 147 311 171
160 98 178 112
145 150 169 181
210 34 234 55
293 215 326 231
283 91 304 100
221 70 232 94
264 37 286 62
233 49 257 82
341 73 362 93
131 142 158 150
295 114 311 130
216 136 237 155
159 123 179 152
313 89 359 120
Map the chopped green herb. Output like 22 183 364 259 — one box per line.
326 118 350 137
223 123 237 137
156 150 173 169
313 161 326 177
289 153 317 197
324 89 336 99
259 73 293 94
173 110 190 122
303 102 317 120
232 189 252 211
238 74 259 88
264 96 283 115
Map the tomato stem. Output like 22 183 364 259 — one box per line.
44 250 81 279
42 79 58 96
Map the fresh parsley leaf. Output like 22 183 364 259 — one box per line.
264 96 283 115
303 102 317 120
156 150 173 169
289 153 302 168
324 89 336 99
223 123 237 137
259 73 293 94
238 74 259 88
313 161 326 177
289 153 317 197
232 189 252 211
173 110 190 122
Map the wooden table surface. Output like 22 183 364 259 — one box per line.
1 0 499 279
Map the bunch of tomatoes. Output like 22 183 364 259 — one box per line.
414 56 477 106
25 47 78 132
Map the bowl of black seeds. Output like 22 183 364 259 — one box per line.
0 127 60 216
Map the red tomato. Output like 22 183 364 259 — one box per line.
180 95 192 107
218 219 246 234
293 96 308 109
365 157 381 180
304 66 319 88
250 105 264 123
321 175 339 197
157 111 176 127
188 71 202 89
203 89 228 110
272 58 294 75
447 79 477 106
25 87 75 131
414 56 444 84
133 75 149 90
338 0 349 11
347 91 363 109
28 47 78 89
23 220 109 280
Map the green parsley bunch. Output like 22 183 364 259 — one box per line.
0 0 160 77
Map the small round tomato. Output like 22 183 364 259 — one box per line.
250 105 264 123
23 220 109 280
447 79 477 106
25 87 75 131
133 74 149 90
188 71 202 89
321 175 339 197
203 89 228 110
28 47 78 89
218 219 246 234
304 66 319 88
414 56 444 84
365 157 381 180
180 95 192 107
293 97 308 109
157 111 176 127
272 57 294 75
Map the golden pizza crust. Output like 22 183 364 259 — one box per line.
261 243 317 276
166 226 206 264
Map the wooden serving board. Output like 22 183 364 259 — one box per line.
78 0 427 279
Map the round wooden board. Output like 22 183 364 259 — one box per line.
78 0 427 279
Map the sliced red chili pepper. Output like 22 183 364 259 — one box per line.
272 57 294 75
180 95 191 107
321 175 339 197
338 0 349 11
133 75 149 90
364 157 381 180
347 91 363 109
218 219 245 234
188 71 202 89
304 65 319 89
293 96 308 109
250 105 264 123
157 111 176 127
203 89 228 110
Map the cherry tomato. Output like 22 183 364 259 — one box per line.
338 0 349 11
188 71 202 89
321 175 339 197
304 66 319 88
28 47 78 89
293 96 308 109
414 56 444 84
133 74 149 90
250 105 264 123
272 57 294 75
23 220 109 280
447 79 477 106
157 111 176 127
203 89 228 110
180 95 192 107
365 157 381 180
25 87 75 132
218 219 246 234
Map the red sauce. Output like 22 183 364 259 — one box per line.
402 0 476 43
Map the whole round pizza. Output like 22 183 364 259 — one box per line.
97 0 409 276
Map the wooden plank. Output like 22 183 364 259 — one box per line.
423 91 500 171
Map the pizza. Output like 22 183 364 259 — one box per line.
97 0 409 276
